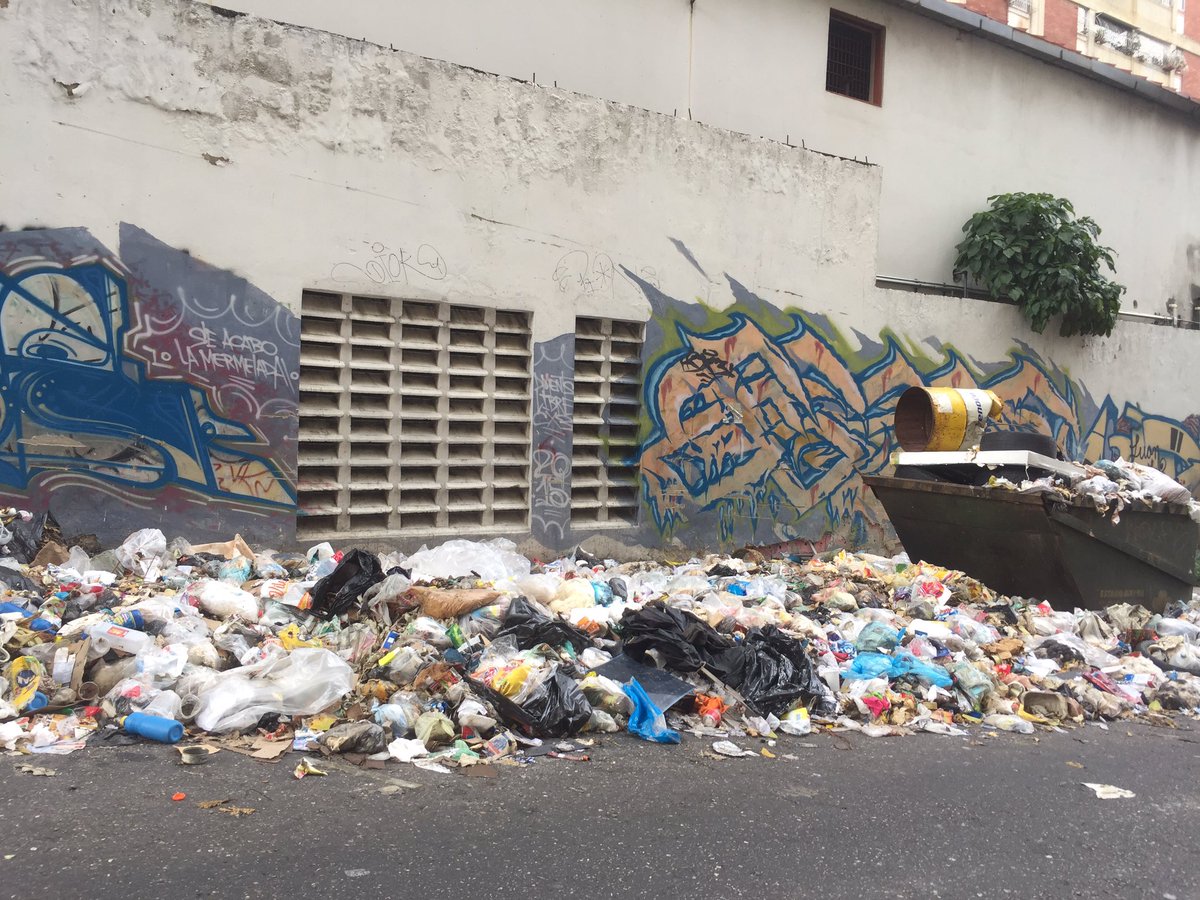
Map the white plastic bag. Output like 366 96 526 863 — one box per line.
115 528 167 577
188 581 260 620
186 640 222 669
404 539 531 583
455 698 497 731
406 616 450 649
66 546 91 574
387 737 429 762
136 643 188 683
514 574 560 604
779 707 812 736
1126 461 1192 504
193 647 355 733
141 689 183 721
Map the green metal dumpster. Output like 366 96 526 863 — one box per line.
863 475 1199 613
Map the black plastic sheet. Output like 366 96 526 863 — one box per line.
619 602 734 673
726 626 835 716
0 564 43 595
5 513 45 564
471 668 593 738
618 603 835 716
308 549 384 619
495 596 593 652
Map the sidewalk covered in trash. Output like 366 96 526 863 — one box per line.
3 510 1200 771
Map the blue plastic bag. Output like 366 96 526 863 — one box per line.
843 652 952 688
854 622 900 653
843 653 893 681
623 677 681 744
888 652 953 688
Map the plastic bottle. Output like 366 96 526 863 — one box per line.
89 623 153 656
696 694 727 727
109 610 145 630
121 712 184 744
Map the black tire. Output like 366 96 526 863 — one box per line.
980 430 1060 458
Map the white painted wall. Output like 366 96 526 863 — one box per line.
690 0 1200 317
1 0 1193 416
0 0 876 351
199 0 692 116
201 0 1200 317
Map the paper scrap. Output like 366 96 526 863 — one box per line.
711 740 756 758
15 764 56 777
1083 782 1135 799
250 736 292 761
215 805 256 817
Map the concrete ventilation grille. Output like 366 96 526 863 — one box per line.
296 291 532 539
570 316 644 525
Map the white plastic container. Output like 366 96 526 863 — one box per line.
89 623 153 656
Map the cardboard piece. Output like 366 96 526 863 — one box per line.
31 542 69 568
249 736 293 760
190 534 255 561
41 637 91 712
408 586 501 619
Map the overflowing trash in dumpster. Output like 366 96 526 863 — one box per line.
987 455 1200 524
1 507 1199 770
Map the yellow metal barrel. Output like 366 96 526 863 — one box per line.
894 386 1003 452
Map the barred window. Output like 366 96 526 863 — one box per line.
826 12 885 105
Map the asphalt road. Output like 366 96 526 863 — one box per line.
1 721 1197 900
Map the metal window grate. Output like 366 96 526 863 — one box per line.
297 290 532 539
1009 0 1032 15
826 16 878 102
571 316 644 525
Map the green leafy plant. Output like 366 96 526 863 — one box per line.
954 192 1125 337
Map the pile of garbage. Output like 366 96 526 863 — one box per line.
3 515 1200 769
989 455 1200 524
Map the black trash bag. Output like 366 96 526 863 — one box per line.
619 603 734 673
1037 637 1084 665
706 563 739 578
471 669 593 738
177 552 226 567
0 564 42 595
571 545 600 567
725 626 836 717
319 721 389 754
495 596 593 652
619 605 835 716
985 603 1019 626
308 549 384 619
4 513 46 564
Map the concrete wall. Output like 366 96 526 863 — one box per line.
204 0 1200 319
1 0 1196 554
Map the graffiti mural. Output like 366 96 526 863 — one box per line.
530 334 575 547
628 271 1200 550
0 226 298 544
